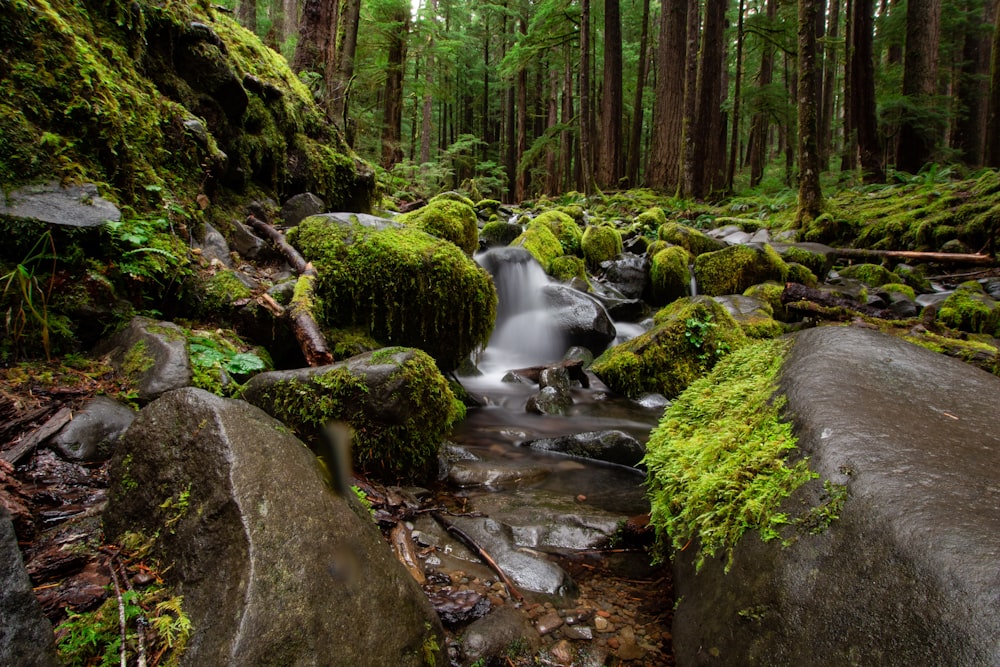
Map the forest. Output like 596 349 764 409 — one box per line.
225 0 1000 213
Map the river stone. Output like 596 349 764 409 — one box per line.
0 510 60 667
103 388 443 667
599 253 650 300
522 430 645 467
281 192 325 226
51 396 136 462
541 284 617 355
671 325 1000 666
94 317 191 402
230 219 267 259
446 459 551 488
458 606 542 667
195 221 232 267
0 182 120 227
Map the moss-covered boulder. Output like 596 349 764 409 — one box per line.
837 263 902 287
936 281 1000 336
480 220 522 248
591 296 748 399
242 347 462 482
714 295 786 339
657 222 726 257
532 210 583 256
512 220 564 271
744 283 791 321
548 255 589 283
396 199 479 254
774 243 833 279
581 225 623 269
635 207 668 236
694 244 790 296
292 213 497 371
649 245 693 306
786 262 819 287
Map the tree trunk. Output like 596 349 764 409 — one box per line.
561 57 575 192
238 0 257 32
797 0 823 226
896 0 943 173
841 0 857 171
282 0 300 46
546 66 561 195
645 0 688 191
579 0 595 194
987 0 1000 165
820 0 841 166
726 0 746 192
596 0 623 188
952 0 996 166
626 0 651 187
328 0 361 130
515 13 528 202
293 0 338 76
749 0 778 187
681 0 701 197
850 0 884 182
381 2 409 169
688 0 727 199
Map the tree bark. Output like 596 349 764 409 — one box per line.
749 0 778 187
292 0 339 77
819 0 841 166
896 0 943 173
681 0 701 197
987 0 1000 165
596 0 623 189
797 0 824 226
726 0 746 192
328 0 361 131
237 0 257 32
545 65 561 195
850 0 884 182
687 0 726 199
626 0 651 187
579 0 595 194
381 2 409 169
645 0 688 191
952 0 996 166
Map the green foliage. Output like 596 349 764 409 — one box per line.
187 330 268 397
1 230 58 361
644 338 817 571
103 214 192 301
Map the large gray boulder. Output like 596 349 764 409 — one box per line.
0 182 120 227
103 388 444 667
671 326 1000 666
541 284 617 355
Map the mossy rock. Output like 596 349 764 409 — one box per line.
556 204 586 224
837 263 902 287
581 225 623 269
649 245 693 306
786 263 818 287
591 296 748 399
293 214 497 371
480 220 522 248
776 244 831 278
549 255 589 283
904 330 1000 376
714 295 786 339
430 191 476 208
326 327 382 361
657 222 725 257
694 244 790 296
242 347 462 483
532 210 583 256
878 282 917 301
744 283 791 322
635 208 668 235
512 221 564 270
199 269 254 313
936 281 1000 336
396 199 479 255
475 199 502 215
802 212 856 245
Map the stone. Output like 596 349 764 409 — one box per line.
94 317 191 402
599 253 650 300
0 510 60 667
230 220 267 259
542 283 617 355
535 610 564 635
526 385 573 416
522 430 645 467
51 396 136 462
459 606 541 667
195 221 232 267
280 192 326 226
104 388 443 667
0 182 120 227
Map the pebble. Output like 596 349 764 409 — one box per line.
593 615 609 632
548 639 574 665
535 611 564 636
562 624 593 640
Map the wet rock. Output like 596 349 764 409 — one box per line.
230 219 267 259
195 221 232 267
535 610 564 635
458 606 542 667
526 386 573 416
599 253 650 300
280 192 326 226
446 459 550 488
51 396 135 462
522 430 645 467
95 317 191 402
426 587 491 625
104 388 443 666
541 284 617 354
0 181 120 227
0 510 60 667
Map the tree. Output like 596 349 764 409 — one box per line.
952 0 996 166
797 0 823 224
896 0 943 172
685 0 727 199
579 0 595 194
596 0 623 188
747 0 779 187
237 0 257 32
625 0 651 187
328 0 362 133
293 0 338 76
646 0 689 192
726 0 746 192
849 0 884 182
381 0 410 168
987 0 1000 165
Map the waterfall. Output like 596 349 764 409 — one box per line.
689 263 698 297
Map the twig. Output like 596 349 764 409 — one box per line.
108 563 128 667
430 511 525 603
0 405 72 465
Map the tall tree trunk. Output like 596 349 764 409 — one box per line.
749 0 778 186
293 0 338 76
688 0 727 199
726 0 746 192
820 0 841 165
515 14 528 201
841 0 857 171
238 0 257 32
798 0 824 225
282 0 300 45
381 2 409 169
681 0 701 196
502 1 517 202
328 0 361 130
561 57 575 192
896 0 943 172
546 66 561 195
987 1 1000 165
597 0 623 188
420 0 438 166
953 0 996 166
646 0 688 191
579 0 595 194
626 0 651 187
850 0 885 182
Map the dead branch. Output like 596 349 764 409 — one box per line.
781 282 895 320
390 522 426 585
832 247 996 267
430 511 525 603
0 406 72 465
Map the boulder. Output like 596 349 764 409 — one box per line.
649 245 693 305
694 244 790 296
241 347 461 482
51 396 136 462
522 430 645 467
280 192 326 226
657 221 726 257
600 253 650 300
581 225 623 270
531 210 583 256
541 284 617 355
671 326 1000 666
713 294 785 339
104 388 444 667
95 317 191 402
0 182 120 227
396 198 480 254
458 607 542 667
479 220 523 248
195 221 232 267
512 219 565 270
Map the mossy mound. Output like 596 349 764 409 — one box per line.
649 245 693 306
549 255 589 283
744 283 791 321
715 295 786 339
786 263 818 287
292 214 497 371
694 244 790 296
480 220 522 248
837 263 902 287
936 281 1000 336
581 225 623 269
657 222 725 257
777 245 830 278
634 207 668 236
512 220 564 271
532 210 583 256
241 347 462 482
591 296 748 399
878 282 917 300
396 199 479 255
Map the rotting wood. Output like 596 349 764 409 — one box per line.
390 521 426 585
0 406 72 465
430 510 525 603
832 247 996 266
245 215 333 366
781 282 895 320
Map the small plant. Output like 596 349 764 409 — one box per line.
187 331 268 397
351 485 375 517
2 230 58 360
685 313 731 367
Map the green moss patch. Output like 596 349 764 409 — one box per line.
936 281 1000 336
396 199 479 255
694 244 789 296
512 221 564 271
643 338 816 571
648 245 692 306
657 222 725 257
532 210 583 256
581 224 623 269
837 263 901 287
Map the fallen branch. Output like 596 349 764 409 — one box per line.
0 406 72 465
781 282 894 320
108 563 128 667
832 247 996 267
245 215 333 366
390 521 426 585
430 511 524 603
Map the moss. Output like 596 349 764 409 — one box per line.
837 263 901 287
200 269 252 312
936 281 1000 336
786 263 818 287
512 221 564 271
581 224 623 269
649 245 693 306
879 282 916 300
556 204 586 224
694 244 790 296
430 191 475 208
904 329 1000 376
744 283 791 321
635 207 668 235
548 255 589 283
532 210 583 256
327 327 382 360
657 221 724 257
591 296 748 399
122 339 155 377
475 198 502 214
778 245 828 278
396 199 479 254
643 338 818 571
480 220 522 247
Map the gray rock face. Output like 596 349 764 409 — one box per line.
671 326 1000 666
0 511 60 667
51 396 136 462
230 220 267 259
542 284 617 355
95 317 191 402
104 388 443 667
0 182 120 227
195 222 232 267
458 607 541 667
599 253 650 300
280 192 326 226
522 430 645 467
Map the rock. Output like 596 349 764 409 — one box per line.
479 220 523 248
94 317 191 402
535 610 564 635
195 221 232 267
459 606 542 667
713 294 785 339
526 386 573 416
0 181 120 227
396 198 480 254
522 430 645 467
694 244 790 296
648 245 693 305
658 221 726 256
671 326 1000 666
426 587 491 625
280 192 326 226
582 225 623 269
542 284 617 354
51 396 136 462
230 219 267 259
446 459 551 488
104 388 443 667
0 510 60 667
599 253 650 300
